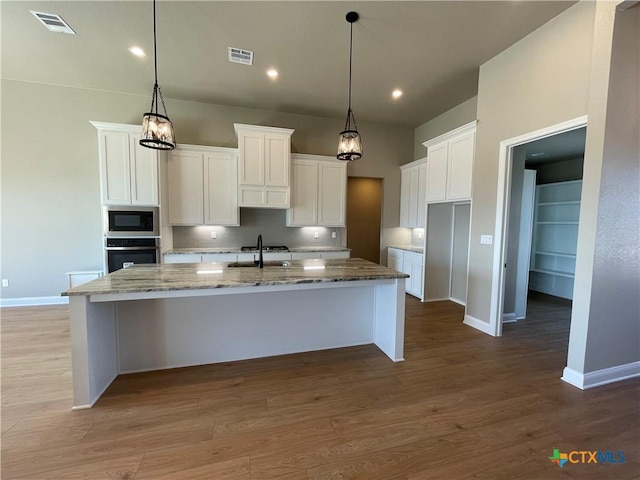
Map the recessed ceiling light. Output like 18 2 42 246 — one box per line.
530 152 545 157
392 89 403 99
129 46 146 57
266 68 279 79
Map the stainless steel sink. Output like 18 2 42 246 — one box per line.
226 261 291 268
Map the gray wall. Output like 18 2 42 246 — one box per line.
424 203 453 301
0 80 412 299
503 148 527 315
568 2 640 374
413 96 478 161
467 1 596 324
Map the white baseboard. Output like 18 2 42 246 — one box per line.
450 297 466 307
1 296 69 308
422 297 450 303
562 361 640 390
463 314 496 336
502 312 517 323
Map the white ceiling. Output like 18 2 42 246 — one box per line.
1 1 576 127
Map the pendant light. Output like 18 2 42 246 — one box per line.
337 11 362 162
140 0 176 150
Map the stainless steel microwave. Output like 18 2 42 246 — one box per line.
104 206 159 237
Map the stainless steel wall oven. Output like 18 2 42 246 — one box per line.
105 238 159 273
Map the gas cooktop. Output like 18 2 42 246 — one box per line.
240 245 289 252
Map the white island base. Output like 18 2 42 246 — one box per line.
69 279 405 409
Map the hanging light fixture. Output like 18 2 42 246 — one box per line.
140 0 175 150
337 11 362 162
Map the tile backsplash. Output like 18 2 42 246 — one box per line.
173 208 345 248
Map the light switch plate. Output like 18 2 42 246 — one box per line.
211 231 217 239
314 231 319 239
480 235 493 245
2 279 8 287
331 231 337 239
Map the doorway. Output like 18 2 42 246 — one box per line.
495 122 587 336
346 177 382 263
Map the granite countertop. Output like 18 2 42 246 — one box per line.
62 258 407 296
389 245 424 254
164 246 351 254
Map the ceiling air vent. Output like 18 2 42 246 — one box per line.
30 11 76 35
228 47 253 66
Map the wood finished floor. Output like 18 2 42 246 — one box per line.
1 295 638 479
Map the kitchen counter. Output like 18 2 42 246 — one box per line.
65 259 407 409
63 258 406 297
389 245 424 254
164 246 351 255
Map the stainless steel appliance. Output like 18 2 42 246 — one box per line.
105 238 159 273
105 206 159 237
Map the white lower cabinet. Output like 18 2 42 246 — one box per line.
164 254 202 264
388 247 423 299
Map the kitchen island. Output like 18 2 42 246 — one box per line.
62 258 408 409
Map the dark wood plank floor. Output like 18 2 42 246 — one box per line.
1 295 638 479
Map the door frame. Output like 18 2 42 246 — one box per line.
489 115 588 337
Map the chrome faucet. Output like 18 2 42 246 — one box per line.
256 234 264 268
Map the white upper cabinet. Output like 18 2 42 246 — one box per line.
168 145 239 226
92 122 159 206
287 154 346 227
399 158 427 228
234 124 294 208
423 121 476 203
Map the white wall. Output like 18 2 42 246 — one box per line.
0 80 412 300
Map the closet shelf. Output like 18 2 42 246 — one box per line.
534 251 576 258
531 268 575 279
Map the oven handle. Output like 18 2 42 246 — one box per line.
105 247 159 251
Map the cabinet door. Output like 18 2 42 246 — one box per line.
204 152 239 226
167 151 204 225
130 134 159 206
388 248 403 272
100 131 131 205
238 133 264 186
410 260 424 298
318 163 346 227
264 134 289 187
399 169 411 227
446 131 475 200
201 253 237 263
288 161 318 226
164 254 202 264
322 251 350 259
417 163 428 228
291 252 321 260
426 143 448 202
408 167 420 228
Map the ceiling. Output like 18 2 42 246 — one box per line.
520 127 586 166
2 1 577 127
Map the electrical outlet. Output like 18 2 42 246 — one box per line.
314 231 319 239
417 230 423 239
480 235 493 245
331 231 337 239
210 231 217 239
2 279 9 287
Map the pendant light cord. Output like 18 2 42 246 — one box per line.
348 20 353 112
152 0 158 114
